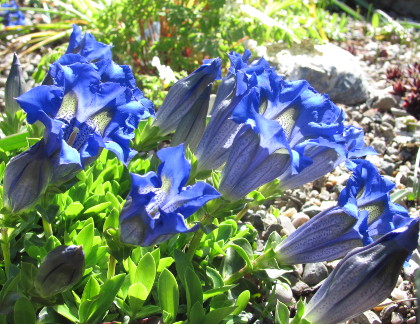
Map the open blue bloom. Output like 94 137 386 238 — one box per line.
274 159 412 264
4 59 152 212
303 218 419 324
153 58 221 149
195 52 277 171
119 144 220 246
1 1 25 26
218 77 371 201
66 24 112 62
278 125 377 190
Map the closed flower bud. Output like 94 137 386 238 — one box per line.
3 141 52 213
35 245 85 298
303 219 419 324
5 53 26 115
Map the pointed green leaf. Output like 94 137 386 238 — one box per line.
233 290 250 316
128 282 148 314
158 269 179 321
136 252 156 293
185 267 203 315
14 296 35 324
81 277 100 304
189 301 205 323
203 306 236 324
275 300 289 324
157 257 174 272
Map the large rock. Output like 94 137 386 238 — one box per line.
274 43 370 105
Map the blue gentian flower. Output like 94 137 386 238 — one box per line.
66 24 112 62
1 0 25 26
218 79 366 201
274 159 412 264
303 218 419 324
278 125 377 190
5 53 26 115
4 58 153 212
119 144 220 246
195 51 277 171
153 58 222 149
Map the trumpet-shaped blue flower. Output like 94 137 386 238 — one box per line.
119 144 220 246
153 58 221 149
303 218 419 324
1 1 25 26
66 24 112 62
218 76 372 201
274 159 412 264
195 52 278 171
4 58 153 212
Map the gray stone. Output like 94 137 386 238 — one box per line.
407 316 417 324
380 304 398 322
274 282 294 304
301 205 322 217
291 280 310 296
391 312 404 324
302 262 328 286
275 43 369 105
263 213 278 226
353 310 382 324
277 216 296 236
262 223 282 240
381 160 394 176
371 88 399 111
371 138 386 155
245 214 265 232
291 212 310 228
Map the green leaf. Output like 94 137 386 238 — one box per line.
84 201 111 214
275 300 289 324
203 306 236 324
157 257 174 272
81 277 100 305
134 305 161 319
174 250 194 288
136 252 156 294
158 269 179 322
65 202 84 218
20 262 38 295
233 290 250 316
206 267 224 288
185 267 203 317
128 282 148 314
290 299 306 324
372 12 380 29
79 274 125 324
75 220 94 257
189 301 205 323
0 132 29 151
53 304 79 323
14 296 36 324
203 285 236 300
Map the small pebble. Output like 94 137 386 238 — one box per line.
291 212 310 228
391 312 404 324
302 262 328 286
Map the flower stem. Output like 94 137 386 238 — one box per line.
224 248 276 285
1 228 11 276
187 213 213 261
234 205 249 222
42 218 53 238
107 254 116 279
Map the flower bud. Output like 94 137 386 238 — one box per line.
303 219 419 324
3 141 53 213
35 245 85 298
5 53 26 115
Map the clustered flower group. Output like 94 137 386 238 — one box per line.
3 25 419 324
1 0 25 27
